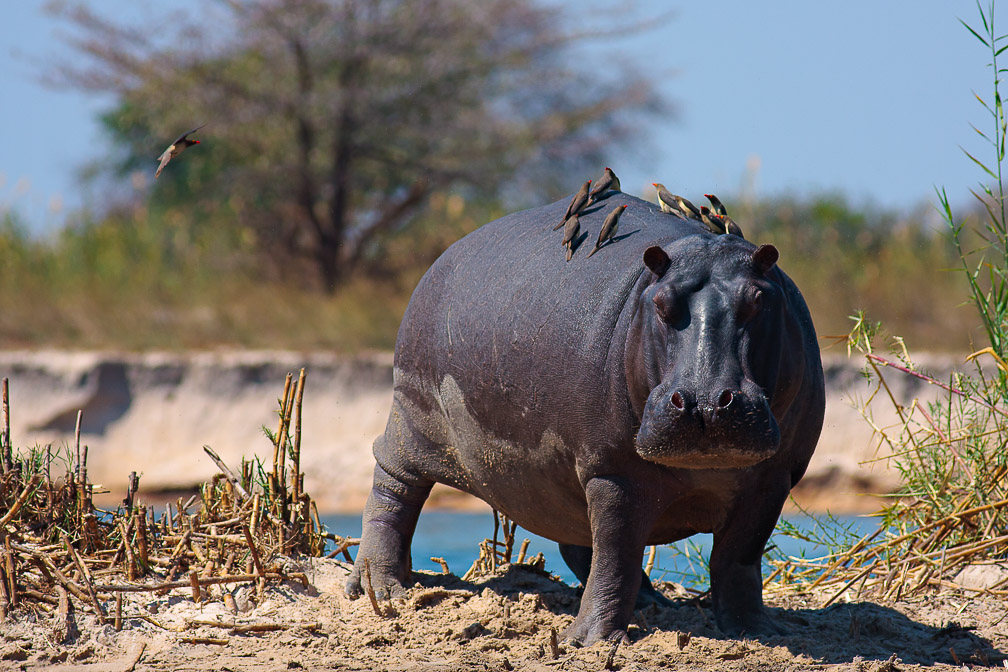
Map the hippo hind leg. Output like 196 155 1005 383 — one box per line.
558 543 673 611
346 415 434 600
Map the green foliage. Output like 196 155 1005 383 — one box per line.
51 0 667 291
746 194 971 350
0 191 976 350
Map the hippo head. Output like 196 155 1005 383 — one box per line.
631 235 797 469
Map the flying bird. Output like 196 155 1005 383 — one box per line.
554 180 592 230
587 167 621 205
155 124 206 179
587 204 628 258
704 193 728 217
652 183 678 215
561 213 581 261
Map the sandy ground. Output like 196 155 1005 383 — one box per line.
3 350 997 670
2 557 1005 671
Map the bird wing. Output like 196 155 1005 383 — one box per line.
596 220 611 246
588 177 609 201
154 148 174 179
562 217 579 246
172 123 207 145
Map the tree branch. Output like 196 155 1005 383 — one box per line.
343 178 431 271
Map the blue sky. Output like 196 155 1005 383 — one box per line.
0 1 996 233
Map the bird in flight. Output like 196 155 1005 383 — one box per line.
155 124 206 179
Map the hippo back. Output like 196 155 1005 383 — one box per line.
395 193 706 439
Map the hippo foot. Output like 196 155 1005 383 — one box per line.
344 559 409 601
562 615 631 648
715 606 788 638
635 576 675 611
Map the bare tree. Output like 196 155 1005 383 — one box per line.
48 0 669 291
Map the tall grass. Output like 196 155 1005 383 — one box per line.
768 0 1008 601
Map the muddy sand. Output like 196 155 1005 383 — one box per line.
2 556 1005 671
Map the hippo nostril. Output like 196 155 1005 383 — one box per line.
670 391 685 411
717 390 734 409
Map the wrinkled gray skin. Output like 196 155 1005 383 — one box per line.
346 192 825 646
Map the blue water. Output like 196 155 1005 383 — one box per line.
323 510 879 588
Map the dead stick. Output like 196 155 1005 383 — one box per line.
0 564 9 617
517 539 529 564
325 536 360 560
14 543 89 603
169 529 193 563
62 533 106 621
80 444 88 505
202 446 251 501
242 525 266 578
272 373 293 498
189 571 201 603
822 563 878 608
361 558 384 617
21 588 58 605
277 381 295 520
179 637 228 646
0 474 42 529
232 623 289 634
187 618 238 629
491 510 500 570
867 353 1008 418
645 546 657 577
135 507 149 571
604 639 620 670
95 572 288 594
3 535 16 607
292 368 306 511
115 592 123 631
1 378 10 472
56 585 73 641
74 409 82 483
123 642 145 672
120 520 137 580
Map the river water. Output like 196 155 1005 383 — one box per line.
323 511 880 588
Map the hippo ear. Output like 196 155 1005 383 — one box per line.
643 246 671 277
752 244 779 275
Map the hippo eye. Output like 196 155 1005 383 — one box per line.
653 286 677 323
739 287 764 322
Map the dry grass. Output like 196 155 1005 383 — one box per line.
767 329 1008 605
0 370 341 630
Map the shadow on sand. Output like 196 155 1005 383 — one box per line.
412 566 1003 667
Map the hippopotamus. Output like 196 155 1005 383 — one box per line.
346 190 825 645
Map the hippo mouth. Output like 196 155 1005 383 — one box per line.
634 384 781 469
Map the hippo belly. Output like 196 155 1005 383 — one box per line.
388 369 593 545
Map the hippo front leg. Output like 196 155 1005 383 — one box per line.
709 474 789 637
559 543 673 611
346 453 433 600
563 475 653 646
